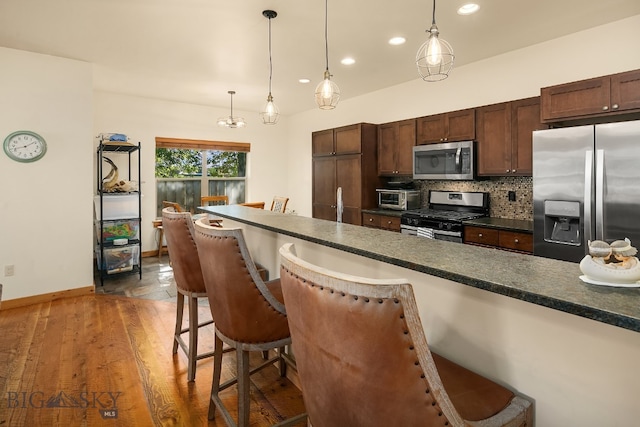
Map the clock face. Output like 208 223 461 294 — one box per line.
3 131 47 162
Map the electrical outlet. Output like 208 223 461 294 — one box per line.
4 265 15 276
508 191 516 202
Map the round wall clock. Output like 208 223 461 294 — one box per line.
3 130 47 162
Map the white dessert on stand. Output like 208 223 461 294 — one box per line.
579 238 640 287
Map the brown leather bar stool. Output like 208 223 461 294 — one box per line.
193 219 306 427
161 207 216 382
279 242 533 427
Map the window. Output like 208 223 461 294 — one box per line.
155 137 250 216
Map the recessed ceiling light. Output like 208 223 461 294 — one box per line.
341 57 356 65
299 78 310 84
457 3 480 15
389 37 406 46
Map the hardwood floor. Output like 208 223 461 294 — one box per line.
0 256 306 426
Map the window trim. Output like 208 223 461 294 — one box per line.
155 136 250 152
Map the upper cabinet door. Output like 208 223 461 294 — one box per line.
476 102 512 176
446 109 476 142
511 97 546 175
611 69 640 112
377 122 397 175
416 109 475 145
334 124 363 155
541 76 610 122
378 119 415 176
395 119 416 175
416 114 446 144
312 129 335 157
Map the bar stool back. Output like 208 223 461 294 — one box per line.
279 242 533 427
161 207 214 382
193 219 306 427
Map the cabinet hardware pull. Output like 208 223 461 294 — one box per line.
612 104 619 109
602 105 609 111
478 233 483 237
506 169 510 173
515 239 520 243
369 218 373 222
512 169 516 173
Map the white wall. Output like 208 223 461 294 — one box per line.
93 92 290 253
2 14 639 301
286 14 640 217
0 48 93 301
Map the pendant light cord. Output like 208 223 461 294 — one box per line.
432 0 437 25
324 0 329 72
268 16 273 94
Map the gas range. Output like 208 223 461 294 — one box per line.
400 191 489 242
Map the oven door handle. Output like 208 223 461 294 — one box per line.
432 229 462 237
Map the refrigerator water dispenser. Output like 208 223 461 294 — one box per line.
544 200 581 246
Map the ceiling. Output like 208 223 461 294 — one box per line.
2 0 640 116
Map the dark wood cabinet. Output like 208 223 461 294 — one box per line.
378 119 415 176
477 97 545 176
362 213 401 232
416 108 475 145
464 225 533 254
541 69 640 123
312 123 380 225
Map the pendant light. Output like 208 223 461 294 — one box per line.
217 90 246 128
315 0 340 109
260 10 279 125
416 0 454 81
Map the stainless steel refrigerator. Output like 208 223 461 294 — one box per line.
533 120 640 262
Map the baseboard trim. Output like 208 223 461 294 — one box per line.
0 285 95 311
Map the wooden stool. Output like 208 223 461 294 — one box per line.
153 219 169 258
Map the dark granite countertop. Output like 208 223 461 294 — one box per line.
199 205 640 333
464 217 534 233
360 208 405 217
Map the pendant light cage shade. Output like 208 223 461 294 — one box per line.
316 0 339 110
416 0 454 82
261 10 279 125
218 90 246 128
260 93 279 125
315 70 340 110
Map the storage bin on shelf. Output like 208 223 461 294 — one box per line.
94 194 139 220
96 219 140 244
96 245 140 274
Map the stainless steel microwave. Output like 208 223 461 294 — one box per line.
413 140 475 180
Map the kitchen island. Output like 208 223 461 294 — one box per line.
199 205 640 427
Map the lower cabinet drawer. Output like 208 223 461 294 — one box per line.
380 216 401 232
362 213 381 228
499 230 533 253
362 213 401 232
464 225 533 254
464 226 500 246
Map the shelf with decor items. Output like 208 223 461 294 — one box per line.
95 135 142 285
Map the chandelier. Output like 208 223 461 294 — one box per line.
217 90 246 128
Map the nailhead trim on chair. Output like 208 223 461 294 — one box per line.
282 266 452 426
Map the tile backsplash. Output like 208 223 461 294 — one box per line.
415 176 533 221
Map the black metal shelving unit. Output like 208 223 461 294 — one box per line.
95 139 142 286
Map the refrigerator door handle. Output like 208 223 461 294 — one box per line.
584 150 593 243
595 149 605 240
